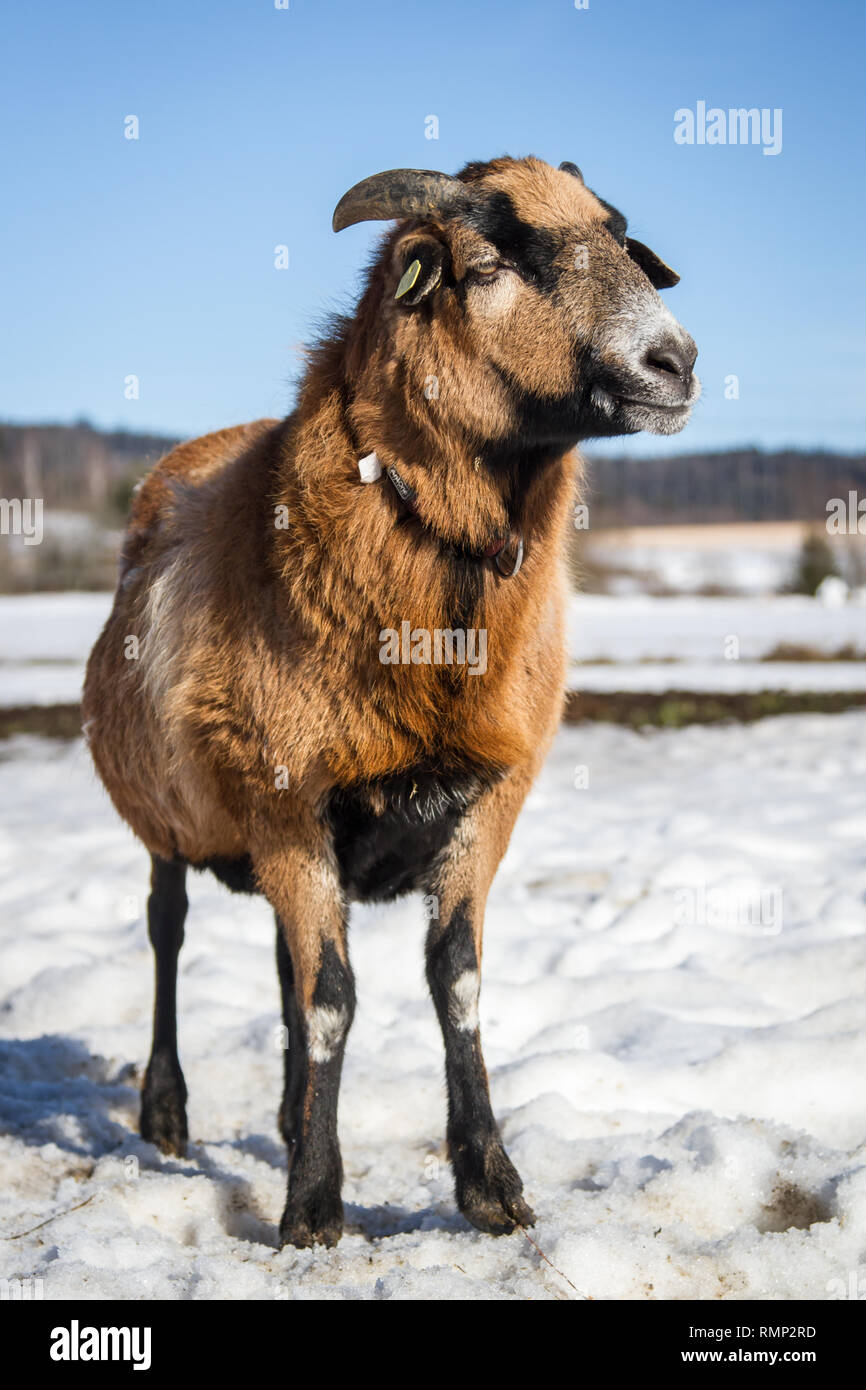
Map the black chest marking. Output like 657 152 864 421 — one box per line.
326 763 494 903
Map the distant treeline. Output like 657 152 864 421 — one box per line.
583 447 866 528
1 421 864 527
0 422 180 516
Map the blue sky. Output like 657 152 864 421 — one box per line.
2 0 864 454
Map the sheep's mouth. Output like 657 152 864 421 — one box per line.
589 376 700 436
490 371 698 449
614 394 697 437
614 395 692 412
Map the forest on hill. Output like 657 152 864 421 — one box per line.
2 421 862 530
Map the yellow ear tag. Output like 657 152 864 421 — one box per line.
395 259 422 300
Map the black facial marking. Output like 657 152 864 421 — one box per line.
464 190 562 294
480 431 571 487
486 360 595 453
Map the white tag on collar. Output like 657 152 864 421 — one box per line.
358 451 382 483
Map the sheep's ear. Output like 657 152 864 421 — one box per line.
393 235 448 306
625 237 680 289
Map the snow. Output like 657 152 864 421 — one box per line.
2 715 865 1300
0 593 110 665
0 593 110 707
570 662 866 693
581 524 804 596
579 521 866 598
0 665 91 708
567 594 866 664
2 592 866 708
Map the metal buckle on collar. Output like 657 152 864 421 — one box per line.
494 532 524 578
380 457 524 576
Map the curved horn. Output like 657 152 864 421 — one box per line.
332 168 467 233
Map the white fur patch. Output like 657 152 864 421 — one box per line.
476 272 520 315
449 970 480 1032
599 284 685 362
317 859 342 899
141 554 187 706
306 1005 349 1063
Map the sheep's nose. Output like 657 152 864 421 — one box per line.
642 331 697 389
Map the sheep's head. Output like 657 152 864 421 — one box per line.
334 156 699 454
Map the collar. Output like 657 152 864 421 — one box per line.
380 458 524 579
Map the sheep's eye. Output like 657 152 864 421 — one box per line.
468 261 511 283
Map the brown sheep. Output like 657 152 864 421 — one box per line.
82 155 699 1248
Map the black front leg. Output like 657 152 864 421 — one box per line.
256 834 356 1249
277 937 356 1248
426 898 534 1234
140 854 189 1156
275 914 304 1149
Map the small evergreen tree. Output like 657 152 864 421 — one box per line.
792 530 839 595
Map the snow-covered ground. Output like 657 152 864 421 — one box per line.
2 592 866 707
570 662 866 693
2 715 865 1300
580 521 866 597
565 594 866 664
581 521 807 595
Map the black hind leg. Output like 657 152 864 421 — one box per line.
275 915 304 1150
140 854 189 1156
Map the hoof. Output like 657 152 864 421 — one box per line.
279 1189 344 1249
460 1189 535 1236
140 1096 188 1157
140 1054 188 1157
456 1141 535 1236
